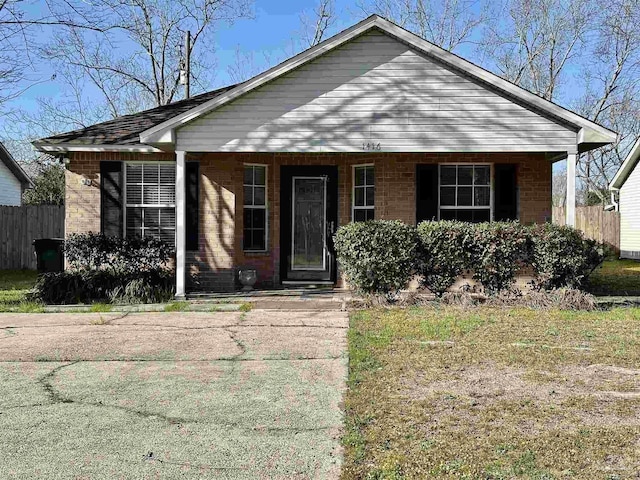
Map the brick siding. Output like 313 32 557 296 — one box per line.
66 151 551 291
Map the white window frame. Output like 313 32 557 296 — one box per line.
437 163 494 221
352 164 375 222
123 161 177 244
243 163 269 253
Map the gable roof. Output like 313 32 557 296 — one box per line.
33 85 236 152
34 15 617 154
610 138 640 190
0 143 33 188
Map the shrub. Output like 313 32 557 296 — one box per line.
65 233 173 273
30 270 174 305
530 224 604 290
416 221 472 295
468 222 531 294
333 220 418 296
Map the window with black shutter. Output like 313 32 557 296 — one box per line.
124 163 176 246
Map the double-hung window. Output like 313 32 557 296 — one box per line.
125 163 176 246
439 165 491 223
353 165 375 221
243 165 267 251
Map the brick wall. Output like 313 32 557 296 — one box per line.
65 151 175 237
65 151 551 291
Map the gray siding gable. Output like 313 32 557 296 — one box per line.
176 29 577 153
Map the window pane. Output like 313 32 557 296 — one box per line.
145 208 160 228
126 164 142 183
456 209 473 222
254 166 266 186
244 166 253 185
243 209 253 229
366 187 375 207
355 166 366 186
365 209 375 221
143 184 159 204
440 166 456 185
253 229 266 250
440 209 456 220
365 166 374 185
354 209 367 222
440 187 456 206
458 166 473 185
354 187 365 207
159 164 175 184
252 209 266 229
474 166 490 186
254 186 266 206
160 208 176 229
458 187 473 206
159 229 175 246
159 185 175 204
475 187 490 207
143 164 159 184
473 210 490 222
244 186 253 206
127 185 142 204
126 207 142 229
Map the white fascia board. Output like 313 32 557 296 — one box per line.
139 15 617 148
610 138 640 190
33 143 164 153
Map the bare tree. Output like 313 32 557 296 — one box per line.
574 0 640 202
357 0 487 51
300 0 337 48
41 0 253 120
480 0 594 101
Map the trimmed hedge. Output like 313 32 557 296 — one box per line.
333 220 418 295
65 233 173 273
335 220 604 296
31 233 176 305
30 270 174 305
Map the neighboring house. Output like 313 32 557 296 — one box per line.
33 15 617 295
610 138 640 259
0 143 33 206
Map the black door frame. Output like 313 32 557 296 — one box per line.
280 165 338 284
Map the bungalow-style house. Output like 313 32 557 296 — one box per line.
0 142 33 206
33 15 617 296
610 138 640 259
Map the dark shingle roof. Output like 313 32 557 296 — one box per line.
34 85 237 146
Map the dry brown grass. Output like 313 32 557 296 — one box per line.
342 306 640 479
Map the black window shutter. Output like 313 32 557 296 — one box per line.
494 164 518 221
100 161 123 237
416 164 439 223
186 162 199 251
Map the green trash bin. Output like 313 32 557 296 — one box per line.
33 238 64 273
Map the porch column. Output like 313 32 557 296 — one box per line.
175 150 187 299
566 152 577 227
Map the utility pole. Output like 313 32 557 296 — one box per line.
180 30 191 99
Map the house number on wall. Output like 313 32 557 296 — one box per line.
362 142 381 151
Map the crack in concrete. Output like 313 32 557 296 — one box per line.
0 356 345 363
0 323 347 331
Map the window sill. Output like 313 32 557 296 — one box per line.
244 250 270 256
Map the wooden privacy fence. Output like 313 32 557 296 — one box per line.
0 205 64 269
553 206 620 252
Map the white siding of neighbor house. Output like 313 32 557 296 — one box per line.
619 164 640 259
176 29 578 153
0 160 22 206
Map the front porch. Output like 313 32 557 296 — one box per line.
173 151 570 296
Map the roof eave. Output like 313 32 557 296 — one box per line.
0 143 33 188
32 142 165 153
610 138 640 190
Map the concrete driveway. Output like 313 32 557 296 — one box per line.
0 310 348 479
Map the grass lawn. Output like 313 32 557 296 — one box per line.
0 270 42 312
343 306 640 479
587 259 640 296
